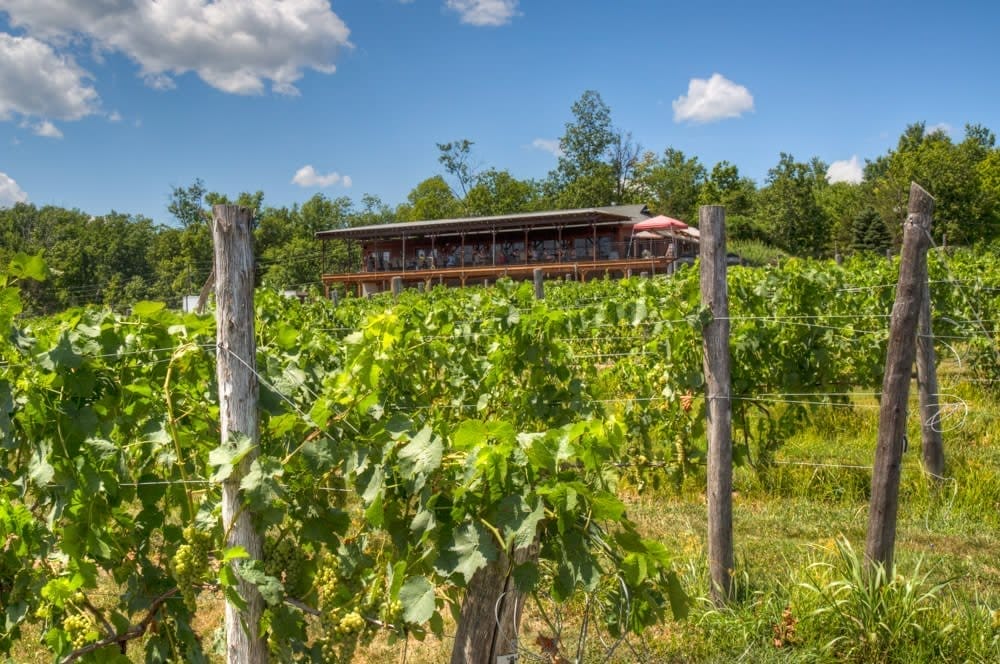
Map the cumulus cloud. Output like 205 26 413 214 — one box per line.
33 120 63 138
672 73 754 124
292 165 351 188
827 156 864 184
446 0 519 26
0 33 99 121
531 138 563 158
0 172 29 207
2 0 352 96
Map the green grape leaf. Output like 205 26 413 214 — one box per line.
496 495 544 550
28 441 54 487
399 576 435 624
240 457 284 513
38 333 82 371
208 434 255 483
666 570 690 620
396 426 443 486
222 546 250 562
438 522 497 584
235 562 284 607
132 301 166 317
8 252 48 281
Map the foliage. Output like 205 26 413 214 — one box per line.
755 153 832 256
867 122 999 245
851 206 892 255
634 148 706 222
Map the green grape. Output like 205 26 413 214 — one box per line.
381 599 403 626
170 525 213 611
263 535 307 591
314 560 340 611
62 613 96 650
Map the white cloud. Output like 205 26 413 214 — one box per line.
827 156 863 184
2 0 352 96
672 73 754 124
446 0 519 26
0 33 99 121
531 138 563 158
0 172 29 207
292 165 351 188
108 110 122 122
33 120 63 138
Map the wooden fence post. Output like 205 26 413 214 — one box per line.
699 205 734 605
533 268 545 300
212 205 267 664
391 276 403 298
865 183 934 574
917 277 945 479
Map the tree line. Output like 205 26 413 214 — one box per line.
2 90 999 313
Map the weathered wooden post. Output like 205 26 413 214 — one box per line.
212 205 267 664
865 183 934 574
699 205 734 605
391 276 403 298
533 268 544 300
917 276 945 480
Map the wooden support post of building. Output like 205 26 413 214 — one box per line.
699 205 734 606
533 268 544 300
391 276 403 298
212 205 266 664
865 182 934 574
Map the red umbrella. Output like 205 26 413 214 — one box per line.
632 215 689 231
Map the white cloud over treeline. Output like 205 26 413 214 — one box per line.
292 165 352 188
827 156 864 184
0 172 29 207
673 73 754 124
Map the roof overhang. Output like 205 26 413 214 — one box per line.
315 205 650 241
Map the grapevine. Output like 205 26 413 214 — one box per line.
0 249 997 660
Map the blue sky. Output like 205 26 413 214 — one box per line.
1 0 998 224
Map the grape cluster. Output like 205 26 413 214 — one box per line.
62 613 96 650
263 536 305 592
170 526 213 611
314 559 340 609
381 598 403 626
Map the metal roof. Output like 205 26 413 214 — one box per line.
314 204 651 241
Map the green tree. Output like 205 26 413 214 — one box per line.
818 181 869 254
635 148 706 221
698 161 760 239
869 122 997 244
167 179 208 228
546 90 619 208
756 153 831 256
437 139 478 199
395 176 462 221
851 207 892 254
465 169 541 216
